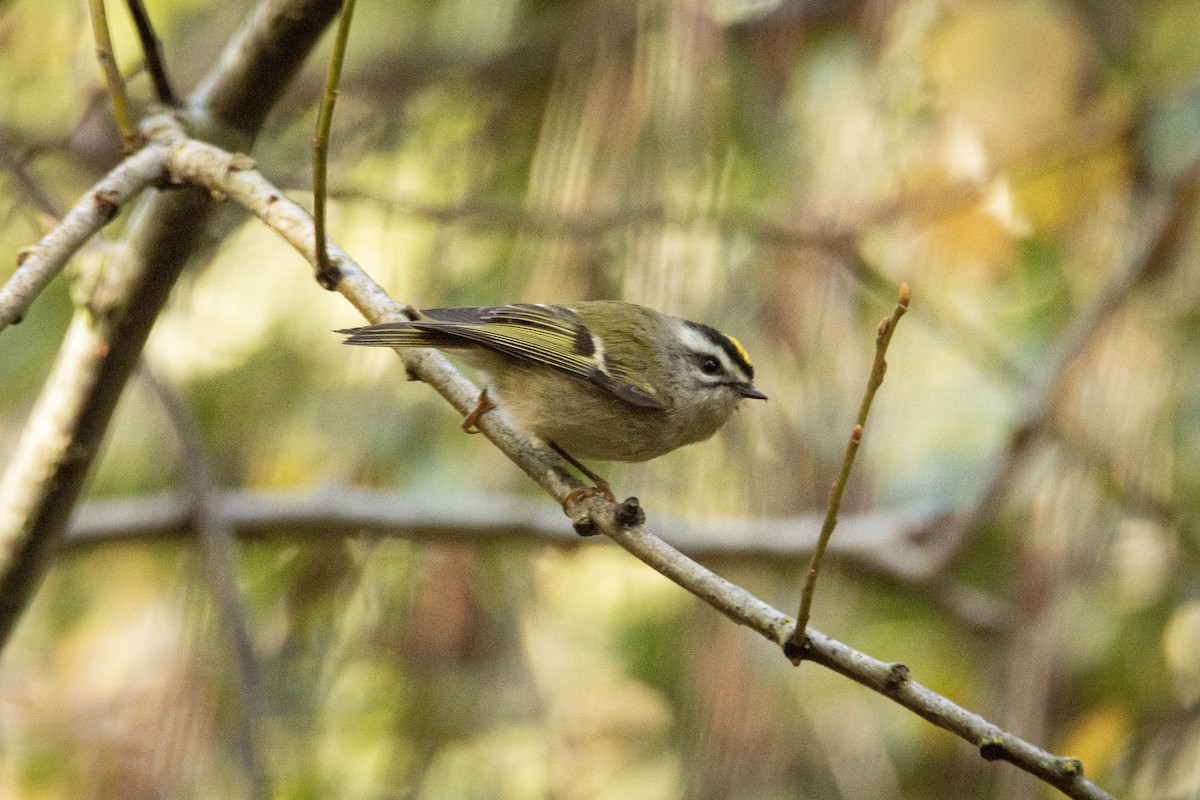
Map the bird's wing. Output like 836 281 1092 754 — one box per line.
338 304 667 409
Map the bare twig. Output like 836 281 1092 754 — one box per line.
312 0 356 290
319 189 845 246
149 131 1111 799
87 0 142 151
0 143 167 332
137 368 267 800
789 283 910 651
0 0 345 650
123 0 179 105
603 518 1109 800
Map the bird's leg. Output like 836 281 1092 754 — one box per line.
461 387 496 433
550 441 616 504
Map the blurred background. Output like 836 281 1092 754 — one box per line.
2 0 1200 797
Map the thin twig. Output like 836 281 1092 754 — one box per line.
0 143 167 332
150 132 1112 798
0 131 63 220
0 0 346 651
9 85 114 167
87 0 142 151
311 0 356 290
123 0 178 105
137 368 267 800
789 283 910 651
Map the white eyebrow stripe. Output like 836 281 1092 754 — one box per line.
677 322 717 355
676 321 750 381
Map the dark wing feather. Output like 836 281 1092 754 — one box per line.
338 304 667 409
335 323 460 348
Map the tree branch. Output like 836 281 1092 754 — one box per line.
144 125 1113 799
88 0 142 151
137 368 268 799
312 0 356 289
123 0 179 106
189 0 344 139
65 485 940 565
0 143 167 332
0 0 344 650
65 488 1005 631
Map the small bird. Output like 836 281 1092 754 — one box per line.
338 301 766 500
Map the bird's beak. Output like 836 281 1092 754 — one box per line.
734 383 768 400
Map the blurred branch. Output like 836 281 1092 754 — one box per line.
87 0 142 151
312 97 1133 389
149 125 1113 799
0 87 120 179
791 283 909 650
123 0 179 106
306 190 1012 382
319 188 848 245
312 0 356 289
188 1 340 138
318 188 1015 372
137 368 267 800
66 487 923 555
64 486 1004 627
60 488 625 547
0 143 167 332
0 0 345 651
945 161 1200 555
0 131 63 221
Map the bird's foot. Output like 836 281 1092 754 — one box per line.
565 479 616 506
461 388 496 433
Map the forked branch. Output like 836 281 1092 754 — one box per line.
0 144 167 332
139 120 1111 800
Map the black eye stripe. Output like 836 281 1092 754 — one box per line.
684 321 754 380
700 356 721 374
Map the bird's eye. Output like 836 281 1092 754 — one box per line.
700 356 720 375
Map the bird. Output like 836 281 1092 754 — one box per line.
338 301 766 501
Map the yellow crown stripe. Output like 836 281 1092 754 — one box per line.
726 334 753 368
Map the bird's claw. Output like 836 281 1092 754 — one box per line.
462 388 496 433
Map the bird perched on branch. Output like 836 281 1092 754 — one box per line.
338 301 766 501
